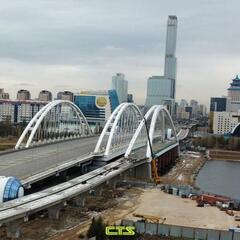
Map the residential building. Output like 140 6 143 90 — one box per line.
127 94 133 103
0 89 9 99
17 90 31 100
57 91 74 102
213 111 239 135
0 100 47 123
38 90 52 102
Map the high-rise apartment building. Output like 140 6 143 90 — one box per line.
38 90 52 102
17 90 31 100
111 73 128 103
0 89 9 99
57 91 74 102
0 100 47 123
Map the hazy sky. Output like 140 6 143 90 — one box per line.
0 0 239 106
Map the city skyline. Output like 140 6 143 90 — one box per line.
0 1 239 106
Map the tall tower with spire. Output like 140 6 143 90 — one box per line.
164 15 178 99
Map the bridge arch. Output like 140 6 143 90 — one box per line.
125 105 178 161
94 103 143 156
15 100 92 149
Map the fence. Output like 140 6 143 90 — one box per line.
122 219 240 240
163 184 240 208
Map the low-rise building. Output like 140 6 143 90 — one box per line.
213 111 239 135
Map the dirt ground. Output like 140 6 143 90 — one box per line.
160 152 206 186
1 186 238 240
0 152 236 240
126 188 236 230
49 187 237 240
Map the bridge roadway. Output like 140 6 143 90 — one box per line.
0 136 99 180
0 157 146 224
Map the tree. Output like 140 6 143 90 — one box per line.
87 217 106 240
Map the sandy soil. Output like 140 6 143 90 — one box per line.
160 152 206 186
49 188 237 240
127 188 236 230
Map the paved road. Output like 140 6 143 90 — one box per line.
0 136 99 179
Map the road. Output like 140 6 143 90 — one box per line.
0 136 99 179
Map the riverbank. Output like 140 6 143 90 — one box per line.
160 151 206 186
209 149 240 161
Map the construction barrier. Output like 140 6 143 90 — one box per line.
122 220 240 240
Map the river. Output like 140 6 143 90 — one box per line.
196 160 240 200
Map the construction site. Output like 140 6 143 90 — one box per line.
1 151 239 240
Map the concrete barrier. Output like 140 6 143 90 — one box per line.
208 229 220 240
182 226 194 238
157 224 169 236
170 225 182 237
135 222 145 234
233 232 240 240
121 219 239 240
220 231 233 240
145 222 157 235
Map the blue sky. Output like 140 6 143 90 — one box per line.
0 0 239 106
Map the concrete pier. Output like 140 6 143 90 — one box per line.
48 204 62 220
6 220 22 239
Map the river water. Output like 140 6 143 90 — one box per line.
196 160 240 200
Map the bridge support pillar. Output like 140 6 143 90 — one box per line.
48 204 62 220
74 194 87 207
90 186 103 196
106 177 118 189
6 220 21 239
134 162 151 180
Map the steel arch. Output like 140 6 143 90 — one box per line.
15 100 92 149
94 103 143 156
124 105 178 161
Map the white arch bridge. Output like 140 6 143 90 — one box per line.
0 101 181 232
0 100 180 182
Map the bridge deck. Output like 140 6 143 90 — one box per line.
0 136 99 179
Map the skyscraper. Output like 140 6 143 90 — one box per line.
111 73 128 103
145 76 174 106
145 16 178 113
164 15 178 98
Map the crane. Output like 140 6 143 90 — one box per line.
133 213 166 224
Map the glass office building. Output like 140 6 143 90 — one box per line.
145 76 174 107
210 97 227 112
74 90 119 131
